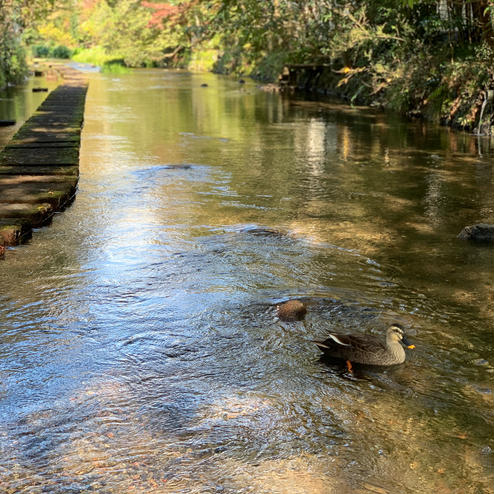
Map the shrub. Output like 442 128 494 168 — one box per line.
31 44 72 59
101 62 130 74
32 44 51 58
51 45 72 59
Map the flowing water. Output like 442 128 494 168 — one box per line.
0 69 493 494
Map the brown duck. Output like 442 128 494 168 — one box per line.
314 323 414 371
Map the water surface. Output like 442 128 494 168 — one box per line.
1 69 493 493
0 70 59 148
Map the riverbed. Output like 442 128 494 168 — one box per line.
1 69 493 493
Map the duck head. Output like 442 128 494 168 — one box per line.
387 323 415 349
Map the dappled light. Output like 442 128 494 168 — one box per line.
0 70 492 493
1 0 493 488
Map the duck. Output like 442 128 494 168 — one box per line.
314 323 414 371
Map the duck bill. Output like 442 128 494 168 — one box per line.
402 336 415 349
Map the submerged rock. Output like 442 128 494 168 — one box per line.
257 83 280 93
164 164 192 170
277 300 307 322
240 226 287 238
457 224 494 244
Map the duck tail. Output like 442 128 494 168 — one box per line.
312 340 330 350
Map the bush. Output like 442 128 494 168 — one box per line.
1 41 28 88
51 45 72 59
32 44 51 58
101 62 130 74
31 44 72 59
251 52 289 82
72 46 115 67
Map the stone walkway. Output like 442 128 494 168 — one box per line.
0 64 88 257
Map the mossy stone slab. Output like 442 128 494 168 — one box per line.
6 142 80 149
12 121 81 139
27 116 84 128
10 130 81 144
0 147 79 166
35 109 85 120
0 219 32 246
0 165 79 176
0 175 78 208
0 202 54 227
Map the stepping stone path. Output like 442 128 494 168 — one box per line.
0 64 88 257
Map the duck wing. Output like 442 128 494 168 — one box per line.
314 333 387 362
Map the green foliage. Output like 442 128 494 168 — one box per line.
0 40 28 87
71 46 116 66
51 44 72 58
2 0 491 128
189 46 219 73
32 43 72 58
32 44 51 58
0 0 28 87
250 51 289 82
101 62 131 74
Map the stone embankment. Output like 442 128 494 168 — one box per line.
0 64 87 258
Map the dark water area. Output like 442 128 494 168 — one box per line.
0 72 59 149
0 69 493 493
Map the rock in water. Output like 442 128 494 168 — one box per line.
457 224 494 244
277 300 307 321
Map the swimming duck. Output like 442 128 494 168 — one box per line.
314 323 414 371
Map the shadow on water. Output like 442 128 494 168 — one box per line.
0 69 493 493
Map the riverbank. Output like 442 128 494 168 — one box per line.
164 41 493 136
0 64 87 258
3 1 491 135
64 47 494 137
274 56 493 136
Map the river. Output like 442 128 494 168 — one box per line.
0 69 493 493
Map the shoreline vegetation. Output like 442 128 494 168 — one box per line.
1 1 493 134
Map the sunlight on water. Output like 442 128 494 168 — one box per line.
0 69 493 494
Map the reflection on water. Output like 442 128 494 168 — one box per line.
0 74 60 149
0 69 493 493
